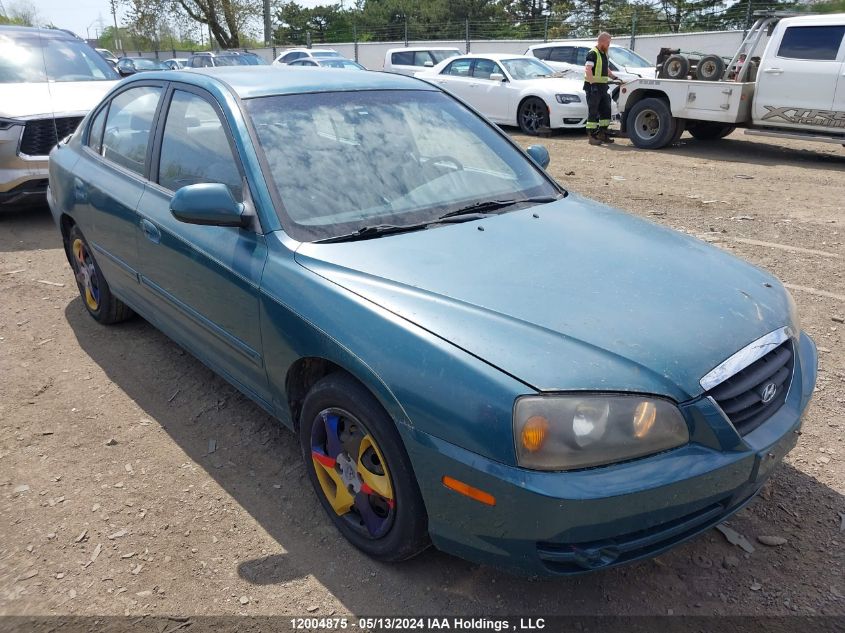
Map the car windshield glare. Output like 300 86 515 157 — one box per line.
246 90 557 242
609 47 651 68
0 32 118 83
501 58 555 80
133 58 164 69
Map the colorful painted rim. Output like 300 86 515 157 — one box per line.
71 238 100 311
310 408 395 539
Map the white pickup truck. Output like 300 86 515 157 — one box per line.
617 12 845 149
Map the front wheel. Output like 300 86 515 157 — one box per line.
518 97 550 136
67 225 134 324
299 372 430 562
626 98 677 149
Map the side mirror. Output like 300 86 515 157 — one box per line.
170 183 247 227
489 72 505 82
423 60 434 67
118 66 135 76
526 145 550 169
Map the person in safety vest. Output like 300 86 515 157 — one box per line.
584 32 618 145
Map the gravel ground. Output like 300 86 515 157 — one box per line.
0 129 843 620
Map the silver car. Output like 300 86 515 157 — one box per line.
0 26 118 208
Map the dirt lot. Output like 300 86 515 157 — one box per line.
1 130 843 620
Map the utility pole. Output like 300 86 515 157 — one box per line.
263 0 272 46
109 0 121 51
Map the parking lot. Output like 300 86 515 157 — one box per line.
1 130 843 618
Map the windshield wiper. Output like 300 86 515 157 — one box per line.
438 195 560 221
315 222 431 244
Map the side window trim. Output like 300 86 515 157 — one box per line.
150 82 248 199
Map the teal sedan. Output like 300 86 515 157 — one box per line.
47 67 817 575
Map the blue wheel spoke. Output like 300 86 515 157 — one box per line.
323 413 344 459
354 491 389 537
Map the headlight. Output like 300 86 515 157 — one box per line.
0 117 23 131
785 288 801 334
555 94 581 104
514 394 689 471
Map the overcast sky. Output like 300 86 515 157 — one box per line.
30 0 324 43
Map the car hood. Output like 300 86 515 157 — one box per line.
514 76 584 92
0 80 117 119
294 196 792 401
619 66 657 78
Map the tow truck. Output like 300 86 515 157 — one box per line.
617 12 845 149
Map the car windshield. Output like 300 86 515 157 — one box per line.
313 51 342 58
609 47 651 68
500 58 554 80
0 32 118 83
431 50 460 63
246 89 557 242
319 59 364 69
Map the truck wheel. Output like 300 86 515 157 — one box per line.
660 54 689 80
626 98 677 149
688 121 736 140
696 55 725 81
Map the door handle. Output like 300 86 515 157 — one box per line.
763 68 783 74
140 218 161 244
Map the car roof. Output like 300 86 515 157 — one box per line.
127 66 435 99
387 46 462 53
779 13 845 27
0 25 78 39
527 42 629 49
444 53 534 61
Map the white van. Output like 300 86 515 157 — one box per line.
526 42 656 81
383 47 462 75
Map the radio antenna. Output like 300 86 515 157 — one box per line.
36 27 62 154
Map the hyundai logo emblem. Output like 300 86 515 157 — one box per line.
761 382 778 404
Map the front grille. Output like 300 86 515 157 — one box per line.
19 116 83 156
708 340 794 436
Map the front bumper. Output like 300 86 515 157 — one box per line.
402 331 817 575
0 123 47 205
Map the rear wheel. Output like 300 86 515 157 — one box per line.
696 55 725 81
688 121 736 140
626 98 677 149
518 97 550 135
67 225 134 324
299 372 430 562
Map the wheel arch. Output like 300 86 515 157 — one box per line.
621 89 671 133
59 213 76 264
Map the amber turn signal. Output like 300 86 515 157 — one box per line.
521 415 549 452
442 476 496 506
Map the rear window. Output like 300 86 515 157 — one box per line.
777 25 845 61
531 47 551 61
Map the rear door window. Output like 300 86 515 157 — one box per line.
531 48 551 61
102 86 161 176
391 51 414 66
574 47 589 65
443 59 472 76
778 25 845 60
549 47 574 63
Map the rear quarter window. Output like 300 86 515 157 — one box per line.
777 25 845 61
531 48 551 61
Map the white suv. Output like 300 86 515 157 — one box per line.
383 47 462 75
526 42 656 81
273 48 342 65
0 26 118 208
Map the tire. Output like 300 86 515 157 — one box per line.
625 97 677 149
687 121 736 140
66 225 134 325
660 54 689 80
696 55 725 81
517 97 550 135
670 118 687 144
299 372 430 562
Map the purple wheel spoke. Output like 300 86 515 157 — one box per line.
354 491 388 537
323 413 344 459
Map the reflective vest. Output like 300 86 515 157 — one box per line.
590 47 609 84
